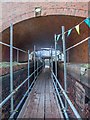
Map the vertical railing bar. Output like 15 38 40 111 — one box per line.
49 49 50 67
10 23 14 115
52 71 82 119
34 45 36 80
52 78 69 119
62 26 67 109
28 50 30 90
0 65 43 109
55 34 57 78
9 65 43 119
51 46 53 79
51 46 53 71
67 51 69 63
37 58 38 76
17 50 19 63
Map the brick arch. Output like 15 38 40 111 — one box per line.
1 1 89 63
2 15 89 62
1 2 89 32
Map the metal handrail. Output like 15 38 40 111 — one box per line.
51 70 82 119
9 66 43 118
0 41 27 53
51 75 69 119
66 36 90 51
0 64 43 108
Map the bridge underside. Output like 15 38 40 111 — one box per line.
2 15 89 63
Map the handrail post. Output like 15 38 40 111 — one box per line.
28 50 30 90
62 26 67 110
51 46 53 79
0 64 43 109
55 34 57 78
52 47 53 71
34 45 36 80
10 23 14 114
51 46 53 71
17 49 19 63
37 58 38 76
52 71 82 119
49 49 50 67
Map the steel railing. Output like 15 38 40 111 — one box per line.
51 69 82 119
0 24 44 119
0 64 43 109
0 41 27 53
9 64 43 118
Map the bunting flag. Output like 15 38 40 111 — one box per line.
67 29 72 36
54 17 90 42
84 18 90 28
57 34 61 41
75 25 80 35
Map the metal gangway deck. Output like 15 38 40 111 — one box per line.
18 68 63 119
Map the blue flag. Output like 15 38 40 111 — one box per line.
67 29 72 36
57 34 61 41
84 18 90 28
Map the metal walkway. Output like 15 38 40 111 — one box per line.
18 68 63 119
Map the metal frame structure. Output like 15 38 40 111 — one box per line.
0 24 44 118
62 26 67 110
54 34 57 78
0 64 43 108
9 65 43 118
34 45 36 80
28 50 30 91
17 50 19 63
52 27 90 119
10 23 14 114
0 41 27 53
51 70 82 119
66 36 90 51
37 58 38 76
51 46 53 71
1 22 89 119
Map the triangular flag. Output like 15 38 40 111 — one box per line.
57 34 61 41
67 29 72 36
75 25 80 35
84 18 90 28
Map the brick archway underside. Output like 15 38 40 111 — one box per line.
1 2 89 32
2 15 89 63
0 1 90 62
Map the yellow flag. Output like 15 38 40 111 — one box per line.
75 25 80 35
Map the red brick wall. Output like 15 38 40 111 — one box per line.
0 2 89 62
58 63 90 118
1 2 89 32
